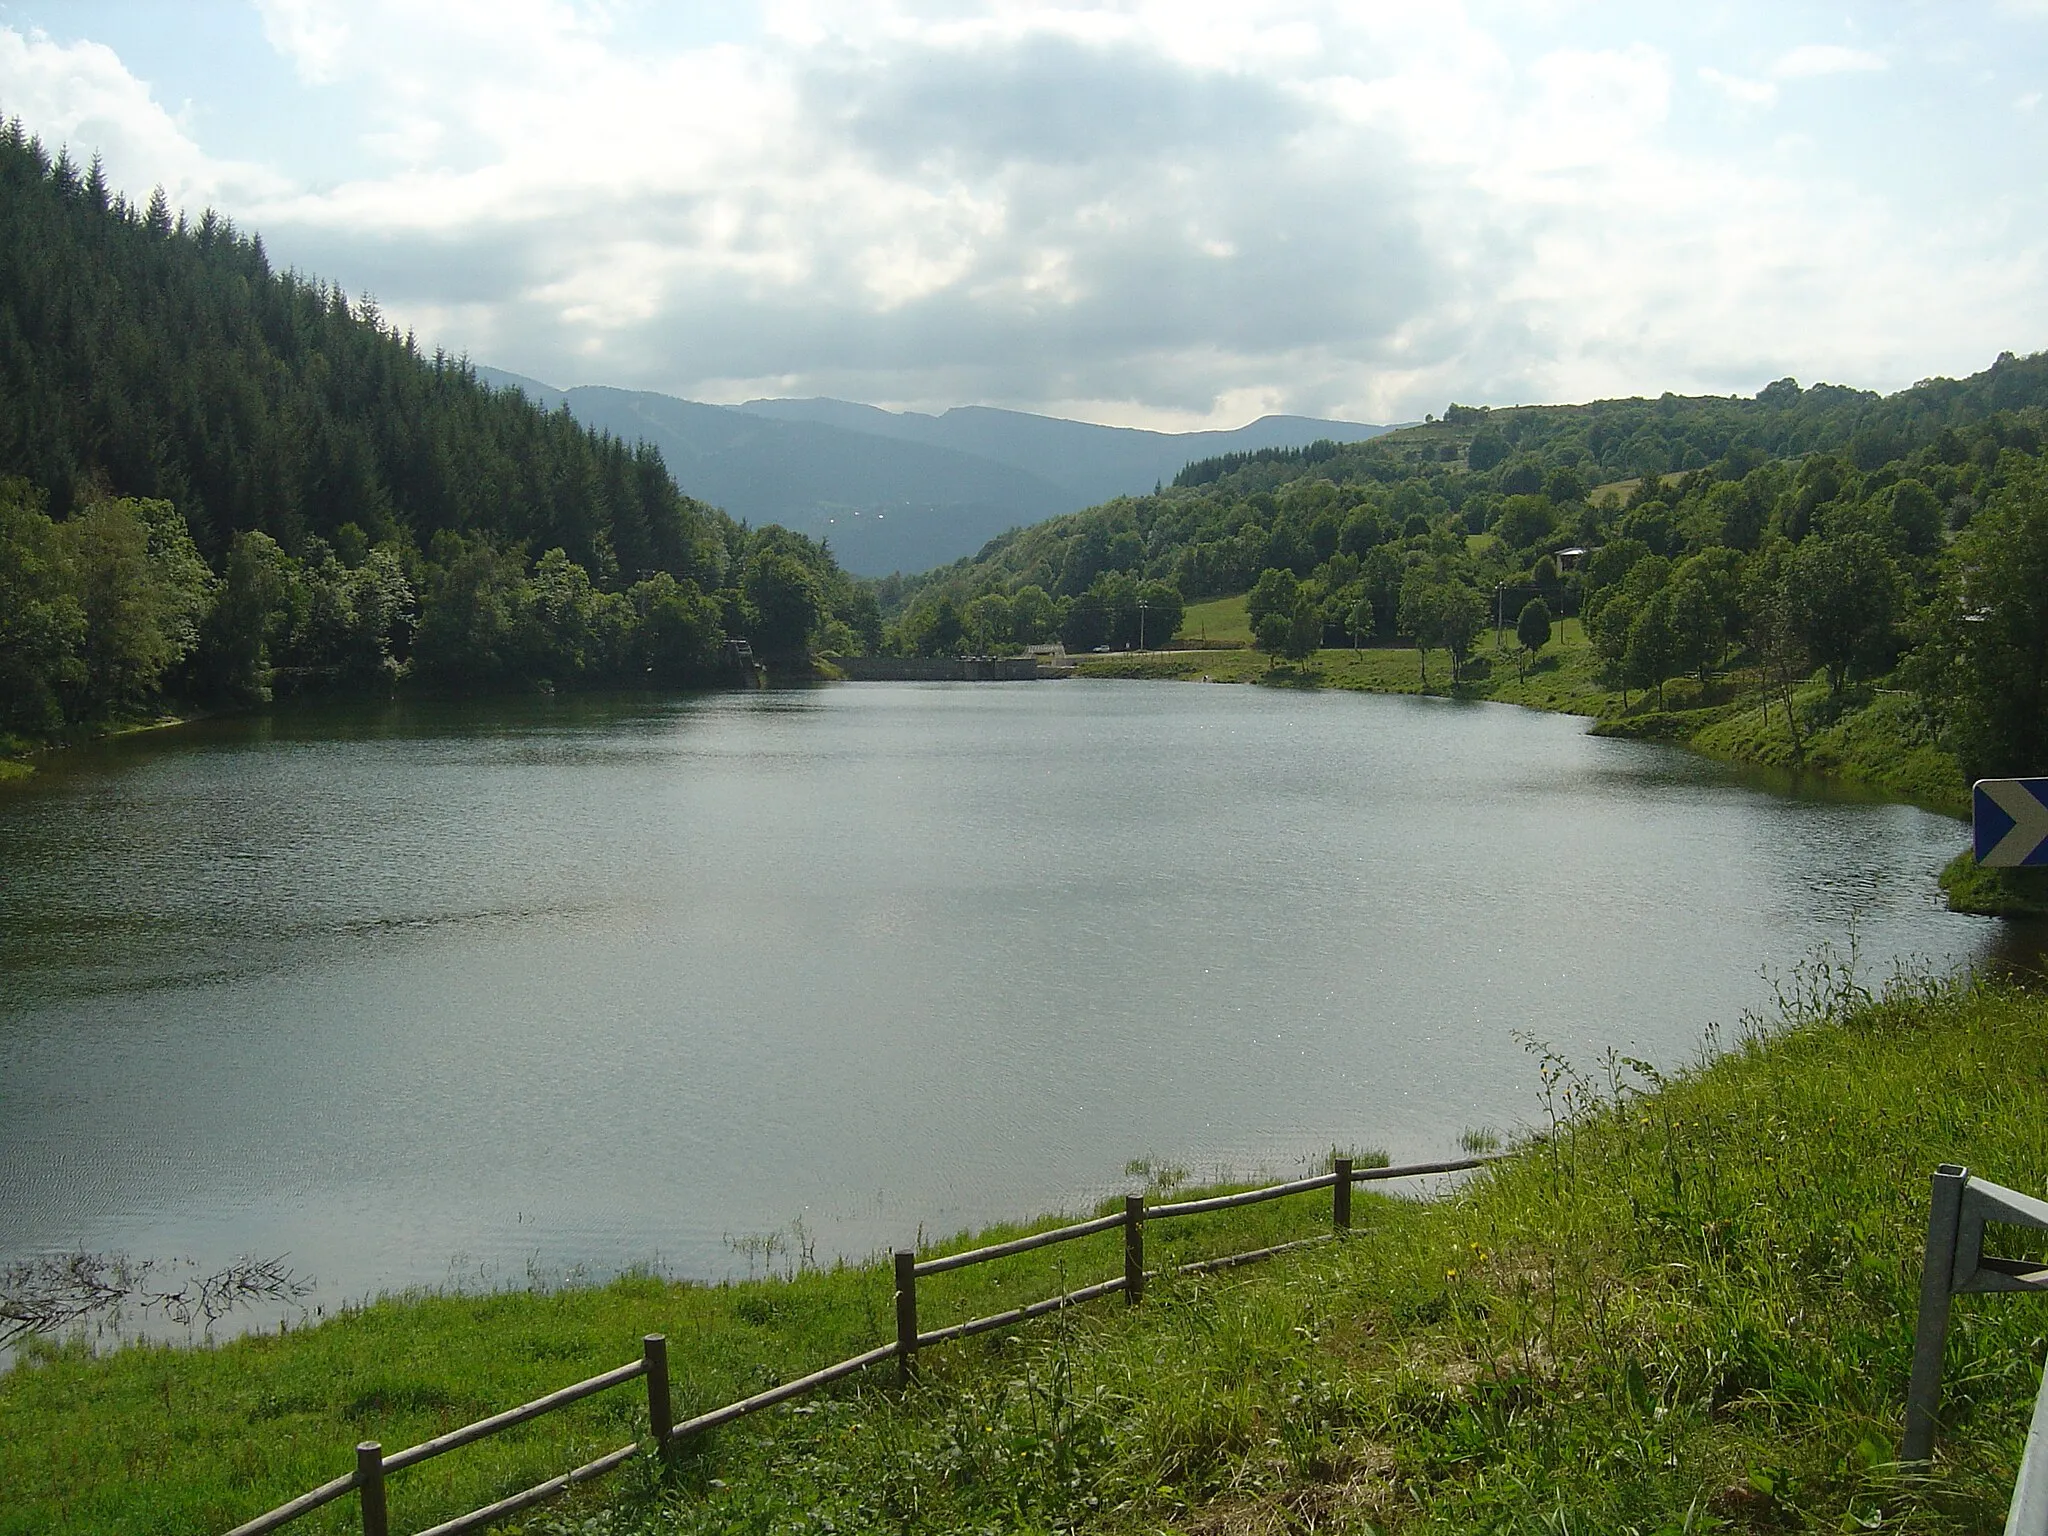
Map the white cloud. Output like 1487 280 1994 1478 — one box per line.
0 27 286 211
1772 44 1887 79
1 4 2041 429
255 0 352 85
1698 65 1776 107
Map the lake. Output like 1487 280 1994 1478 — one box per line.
0 681 2030 1339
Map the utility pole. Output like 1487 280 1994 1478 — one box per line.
1137 598 1150 651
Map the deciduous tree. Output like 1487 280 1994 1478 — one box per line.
1516 596 1551 677
1937 460 2048 778
1783 529 1899 696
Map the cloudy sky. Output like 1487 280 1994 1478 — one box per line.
1 2 2043 429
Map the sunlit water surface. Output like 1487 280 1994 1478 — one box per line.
1 682 2035 1341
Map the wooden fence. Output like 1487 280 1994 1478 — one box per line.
223 1153 1494 1536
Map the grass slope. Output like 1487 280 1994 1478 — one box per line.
1178 593 1255 646
13 972 2048 1534
578 968 2048 1536
0 1178 1341 1535
1941 853 2048 919
1078 618 1618 720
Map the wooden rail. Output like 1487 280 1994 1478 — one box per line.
911 1210 1127 1275
223 1152 1495 1536
1151 1169 1336 1217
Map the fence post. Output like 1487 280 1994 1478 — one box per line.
356 1442 388 1536
1125 1194 1146 1305
895 1249 918 1387
643 1334 672 1456
1904 1163 1969 1463
1333 1157 1352 1233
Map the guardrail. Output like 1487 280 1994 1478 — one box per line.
223 1152 1494 1536
1903 1163 2048 1463
1902 1164 2048 1535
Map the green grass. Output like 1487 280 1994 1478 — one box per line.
563 969 2048 1535
1177 593 1253 646
14 972 2048 1535
0 1173 1342 1536
1078 617 1617 715
1590 472 1687 508
1687 688 1967 820
1941 850 2048 918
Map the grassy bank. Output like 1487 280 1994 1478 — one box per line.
567 968 2046 1536
10 972 2048 1534
1941 851 2048 919
1079 619 1614 718
0 1174 1346 1536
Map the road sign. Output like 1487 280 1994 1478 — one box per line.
1974 778 2048 868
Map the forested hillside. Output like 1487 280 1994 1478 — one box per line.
0 117 873 752
882 356 2048 810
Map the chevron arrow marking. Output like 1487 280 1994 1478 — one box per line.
1975 778 2048 868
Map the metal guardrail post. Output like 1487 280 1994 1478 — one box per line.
1905 1164 2048 1470
894 1249 918 1386
355 1443 388 1536
1905 1164 1968 1463
642 1335 672 1456
1124 1194 1145 1304
1333 1157 1352 1232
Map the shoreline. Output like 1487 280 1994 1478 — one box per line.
9 971 2048 1534
11 661 2042 917
1067 641 2048 917
0 709 213 784
1074 642 1966 815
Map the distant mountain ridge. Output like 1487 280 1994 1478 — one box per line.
476 367 1393 575
730 396 1399 507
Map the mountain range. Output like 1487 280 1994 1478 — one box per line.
475 367 1394 575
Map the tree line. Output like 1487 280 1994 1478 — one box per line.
0 478 881 744
883 571 1187 657
882 360 2048 783
0 115 875 748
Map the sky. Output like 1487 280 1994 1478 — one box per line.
0 2 2044 431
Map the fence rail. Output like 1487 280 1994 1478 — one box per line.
1151 1169 1335 1217
223 1152 1495 1536
911 1209 1127 1276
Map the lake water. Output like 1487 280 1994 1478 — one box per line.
0 682 2033 1337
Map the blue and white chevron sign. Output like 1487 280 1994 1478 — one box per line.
1974 778 2048 868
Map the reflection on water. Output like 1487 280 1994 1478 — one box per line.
0 682 2025 1340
